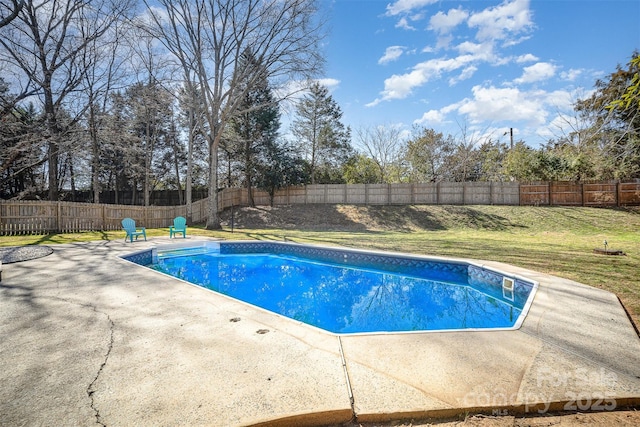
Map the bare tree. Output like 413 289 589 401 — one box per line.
355 125 405 183
0 0 133 200
142 0 324 229
450 121 492 182
0 0 23 29
81 12 133 203
177 83 208 223
127 34 175 207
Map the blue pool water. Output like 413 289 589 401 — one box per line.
131 242 536 334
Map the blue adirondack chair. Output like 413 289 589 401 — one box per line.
169 216 187 238
122 218 147 243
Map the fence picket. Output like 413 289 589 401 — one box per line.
1 181 639 235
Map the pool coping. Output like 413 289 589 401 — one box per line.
1 237 639 426
121 240 539 335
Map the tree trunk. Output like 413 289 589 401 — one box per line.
144 116 151 207
69 157 77 201
186 110 194 224
246 139 254 207
89 103 101 204
171 122 183 205
47 139 59 200
206 132 221 230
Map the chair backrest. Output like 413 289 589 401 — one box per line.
173 216 186 228
121 218 136 231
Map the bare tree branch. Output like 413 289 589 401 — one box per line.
141 0 325 228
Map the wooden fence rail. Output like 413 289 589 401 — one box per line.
1 181 639 235
518 181 640 207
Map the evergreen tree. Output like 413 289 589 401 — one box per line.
0 78 43 198
404 127 455 182
255 140 308 206
292 82 353 184
228 49 281 207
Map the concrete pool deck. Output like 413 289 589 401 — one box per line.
1 238 639 426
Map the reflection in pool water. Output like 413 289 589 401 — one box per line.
142 243 535 334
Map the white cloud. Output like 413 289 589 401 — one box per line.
516 53 538 63
457 85 548 125
316 78 341 91
544 89 575 111
435 34 454 50
379 46 406 65
452 85 578 129
455 41 494 59
449 66 478 85
386 0 438 16
414 109 446 125
429 7 469 34
560 68 583 81
468 0 533 43
367 55 476 106
514 62 557 84
395 17 416 30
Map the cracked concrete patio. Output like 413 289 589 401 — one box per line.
1 237 639 426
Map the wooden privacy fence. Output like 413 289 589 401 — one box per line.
1 181 639 235
225 182 521 206
0 198 210 236
519 181 640 207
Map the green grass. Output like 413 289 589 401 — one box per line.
2 204 639 328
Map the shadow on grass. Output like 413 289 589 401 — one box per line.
219 205 370 232
218 204 531 233
437 206 529 231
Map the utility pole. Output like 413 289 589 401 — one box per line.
509 127 514 150
503 128 514 149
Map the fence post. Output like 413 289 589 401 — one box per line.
616 181 621 207
489 182 494 205
56 202 61 233
462 182 466 205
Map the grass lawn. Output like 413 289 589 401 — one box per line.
2 204 639 328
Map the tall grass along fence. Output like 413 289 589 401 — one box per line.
2 181 639 235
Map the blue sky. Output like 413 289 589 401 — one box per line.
316 0 640 147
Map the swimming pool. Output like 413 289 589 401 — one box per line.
122 241 538 334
